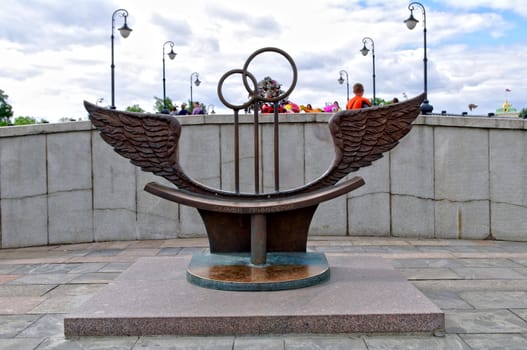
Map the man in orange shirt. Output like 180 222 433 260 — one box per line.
346 83 372 110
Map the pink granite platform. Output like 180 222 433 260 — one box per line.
64 255 444 336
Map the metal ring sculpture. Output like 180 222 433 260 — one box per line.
217 47 298 109
85 46 424 290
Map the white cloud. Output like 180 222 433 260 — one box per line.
0 0 525 122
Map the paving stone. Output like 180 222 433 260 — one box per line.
413 279 527 292
7 273 79 285
511 309 527 322
457 258 524 268
69 263 107 274
460 333 527 350
495 243 527 253
128 240 166 248
450 267 527 280
160 238 208 248
45 284 105 298
0 285 55 297
68 256 139 264
421 290 473 310
31 294 95 314
16 314 64 338
1 237 527 349
398 268 461 280
354 246 420 254
0 297 46 314
415 246 456 253
0 275 18 284
176 247 209 255
135 335 234 349
233 336 285 350
390 258 461 269
284 335 366 349
68 272 119 284
11 263 84 274
513 259 527 267
311 245 365 253
157 247 183 256
445 310 527 333
514 267 527 277
0 338 44 349
117 248 160 257
459 291 527 309
0 266 19 274
98 263 132 273
362 334 470 349
0 315 41 338
34 336 137 349
447 245 507 253
86 249 124 257
9 264 40 273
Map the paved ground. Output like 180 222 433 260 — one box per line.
1 236 527 349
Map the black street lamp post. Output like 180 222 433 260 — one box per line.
337 70 349 102
162 41 177 114
190 72 201 106
360 37 376 105
405 2 433 113
110 8 132 110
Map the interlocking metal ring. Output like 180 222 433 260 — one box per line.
217 47 298 109
217 69 258 111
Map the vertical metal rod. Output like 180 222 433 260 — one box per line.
273 101 280 192
253 101 259 194
251 214 267 265
234 110 240 193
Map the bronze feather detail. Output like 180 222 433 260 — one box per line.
85 93 424 199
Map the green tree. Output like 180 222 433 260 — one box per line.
126 104 145 113
14 116 37 125
520 108 527 119
154 96 174 113
0 89 14 126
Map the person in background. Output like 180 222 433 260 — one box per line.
346 83 371 110
169 105 178 115
392 97 399 104
192 101 204 115
178 103 190 115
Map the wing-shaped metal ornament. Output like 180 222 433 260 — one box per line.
85 101 217 196
85 93 424 198
300 92 425 192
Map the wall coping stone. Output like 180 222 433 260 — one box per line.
1 114 526 138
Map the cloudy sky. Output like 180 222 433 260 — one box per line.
1 0 526 122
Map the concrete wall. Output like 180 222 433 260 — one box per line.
1 114 526 248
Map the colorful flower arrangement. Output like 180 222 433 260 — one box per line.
255 76 335 114
257 76 284 99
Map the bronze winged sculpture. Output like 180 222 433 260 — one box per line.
86 47 424 290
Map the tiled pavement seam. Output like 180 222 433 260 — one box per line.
0 237 526 349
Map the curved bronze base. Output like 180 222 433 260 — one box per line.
187 252 330 291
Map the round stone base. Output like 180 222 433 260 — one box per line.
186 252 330 291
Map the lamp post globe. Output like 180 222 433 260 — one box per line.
405 2 433 113
110 8 132 110
360 37 376 105
162 41 176 114
190 72 200 105
338 70 349 102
